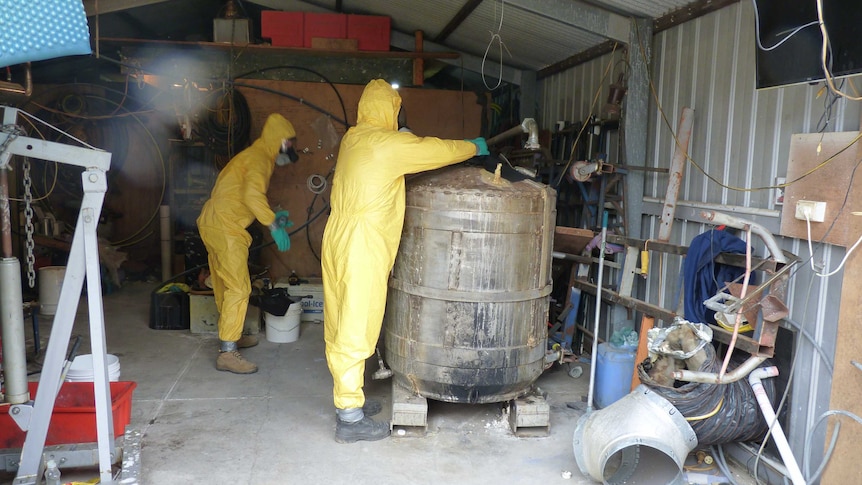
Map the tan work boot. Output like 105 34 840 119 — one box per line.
216 350 258 374
236 334 259 349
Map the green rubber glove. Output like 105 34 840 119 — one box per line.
271 227 290 252
466 137 489 156
269 210 293 252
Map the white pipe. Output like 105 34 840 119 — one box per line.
586 211 608 413
160 205 171 282
748 366 805 485
642 197 781 218
701 210 788 264
674 355 767 384
0 258 30 403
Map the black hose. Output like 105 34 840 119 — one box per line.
232 65 349 127
638 344 777 445
196 86 252 157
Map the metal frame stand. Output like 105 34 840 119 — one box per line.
0 106 121 484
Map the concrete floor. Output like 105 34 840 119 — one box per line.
5 282 758 484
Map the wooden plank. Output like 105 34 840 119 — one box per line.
310 37 358 51
553 226 594 254
780 131 862 247
572 279 677 324
631 316 654 391
822 248 862 484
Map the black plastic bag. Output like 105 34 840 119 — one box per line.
250 287 302 317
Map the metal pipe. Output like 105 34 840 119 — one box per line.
674 354 767 384
642 196 780 218
748 367 806 485
486 118 540 149
701 210 788 264
586 211 608 413
160 205 171 282
0 62 32 98
1 258 30 403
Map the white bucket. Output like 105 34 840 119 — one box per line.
265 303 301 343
65 354 121 382
38 266 66 316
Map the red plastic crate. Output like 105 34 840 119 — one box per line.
304 12 347 48
0 381 136 449
347 14 391 51
261 11 304 47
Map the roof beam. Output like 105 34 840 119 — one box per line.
504 0 630 43
83 0 170 16
434 0 484 43
390 31 523 86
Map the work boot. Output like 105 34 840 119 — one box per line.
362 398 382 417
335 416 390 444
216 350 258 374
236 334 259 349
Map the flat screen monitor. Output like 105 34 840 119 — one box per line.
754 0 862 89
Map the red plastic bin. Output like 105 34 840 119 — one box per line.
0 381 137 449
304 12 347 48
261 11 304 47
347 14 391 51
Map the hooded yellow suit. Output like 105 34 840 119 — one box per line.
197 113 296 343
322 80 478 410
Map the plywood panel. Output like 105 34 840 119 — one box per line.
779 131 862 247
821 248 862 485
236 79 483 279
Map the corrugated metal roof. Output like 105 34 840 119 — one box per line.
592 0 695 18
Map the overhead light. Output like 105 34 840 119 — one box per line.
391 82 400 89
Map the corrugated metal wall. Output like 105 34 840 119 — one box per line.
539 1 858 473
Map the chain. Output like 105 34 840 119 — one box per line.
23 157 35 288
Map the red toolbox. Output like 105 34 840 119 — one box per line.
261 11 304 47
0 381 137 449
304 12 347 48
347 14 391 51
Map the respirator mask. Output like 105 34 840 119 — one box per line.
276 138 299 166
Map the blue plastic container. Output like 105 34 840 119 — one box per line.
594 342 636 409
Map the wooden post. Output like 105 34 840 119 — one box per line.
657 107 694 242
413 30 424 87
631 315 654 390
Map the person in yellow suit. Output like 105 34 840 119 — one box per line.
198 113 298 374
321 79 488 443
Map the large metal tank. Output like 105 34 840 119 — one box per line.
384 165 556 404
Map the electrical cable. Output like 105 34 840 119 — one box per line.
713 445 741 485
805 213 862 277
816 0 862 101
751 0 820 52
803 409 862 481
481 0 511 91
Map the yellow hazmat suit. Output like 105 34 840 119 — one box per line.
321 80 478 410
197 113 296 343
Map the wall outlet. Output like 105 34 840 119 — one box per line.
795 200 827 222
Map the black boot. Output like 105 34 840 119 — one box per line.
335 416 390 443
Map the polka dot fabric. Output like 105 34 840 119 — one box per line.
0 0 91 68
